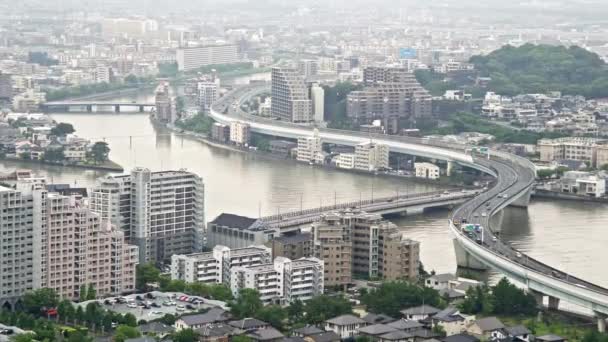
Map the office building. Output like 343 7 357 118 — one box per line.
538 137 607 168
310 83 325 123
271 67 312 123
230 121 251 146
267 233 313 260
176 45 238 71
198 80 220 113
297 129 324 164
298 59 319 78
415 162 441 180
354 142 389 172
171 245 272 284
230 256 324 304
0 72 13 100
90 168 205 264
211 123 230 143
206 213 278 249
154 81 177 124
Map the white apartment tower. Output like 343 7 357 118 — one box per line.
90 168 205 264
297 129 324 164
155 81 177 124
230 121 251 146
310 83 325 124
271 67 312 123
176 45 239 71
198 80 220 113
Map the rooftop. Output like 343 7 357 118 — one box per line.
325 314 366 326
474 317 505 332
178 307 231 326
400 305 442 316
358 324 398 336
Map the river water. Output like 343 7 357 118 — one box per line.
1 85 607 292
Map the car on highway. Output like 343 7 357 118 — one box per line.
126 303 137 308
516 252 522 258
481 212 487 217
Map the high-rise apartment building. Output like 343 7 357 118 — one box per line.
354 142 389 172
310 83 325 123
298 59 319 78
311 215 353 288
198 80 220 113
271 67 312 123
0 72 13 100
155 82 177 124
176 45 239 71
90 168 205 264
348 66 432 134
230 121 251 146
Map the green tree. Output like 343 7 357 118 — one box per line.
89 141 110 163
303 295 353 324
125 74 139 84
75 306 84 325
360 281 443 317
255 305 287 330
537 169 555 179
23 288 59 314
209 284 234 301
43 148 65 162
232 336 253 342
10 333 38 342
57 299 75 323
51 122 75 136
287 298 304 322
230 289 263 319
86 283 97 300
123 313 138 327
492 278 538 316
172 328 199 342
160 313 177 325
79 284 88 302
136 262 161 291
114 325 141 342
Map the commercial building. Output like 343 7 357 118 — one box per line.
538 137 608 168
211 123 230 143
297 129 324 164
230 256 324 304
269 140 297 158
267 233 313 260
415 162 441 180
229 121 250 146
298 59 319 78
171 245 272 284
154 82 177 124
89 168 205 264
354 142 389 172
348 67 432 134
206 213 278 249
176 45 238 71
271 67 312 123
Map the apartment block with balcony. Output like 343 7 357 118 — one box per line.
231 263 283 304
538 137 607 168
354 142 389 172
311 214 353 288
297 129 324 164
271 67 312 123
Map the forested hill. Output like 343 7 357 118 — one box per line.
469 44 608 98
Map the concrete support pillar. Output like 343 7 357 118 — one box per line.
510 187 532 208
530 290 544 307
595 312 607 333
86 105 93 112
114 104 120 113
547 296 560 311
453 239 488 270
447 161 454 177
139 105 145 112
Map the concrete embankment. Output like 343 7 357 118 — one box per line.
532 188 608 203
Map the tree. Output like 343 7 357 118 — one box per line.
23 288 59 314
230 289 263 319
125 74 139 84
85 302 103 330
360 281 443 317
43 148 65 162
160 313 177 325
232 336 253 342
492 278 538 316
10 333 38 342
75 306 84 325
123 313 138 327
114 325 141 342
209 284 233 301
57 299 75 323
51 122 75 136
287 299 304 322
87 283 97 300
172 328 199 342
303 295 353 324
136 262 161 291
89 141 110 163
536 169 555 179
79 284 88 302
255 305 286 330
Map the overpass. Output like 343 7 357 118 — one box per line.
210 85 608 331
261 189 475 229
41 101 155 113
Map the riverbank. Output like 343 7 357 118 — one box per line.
532 188 608 204
0 157 124 172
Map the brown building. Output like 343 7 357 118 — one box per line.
312 216 353 288
379 230 420 281
211 123 230 143
267 233 313 260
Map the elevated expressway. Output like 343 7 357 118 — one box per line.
210 85 608 330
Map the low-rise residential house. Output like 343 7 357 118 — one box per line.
325 314 368 339
535 335 567 342
228 318 270 330
174 308 231 331
466 317 506 340
400 305 442 321
196 323 242 342
378 330 413 342
432 307 474 336
363 313 397 325
505 325 532 342
442 333 480 342
246 327 285 342
63 143 88 162
358 324 399 341
292 326 325 338
137 321 175 338
425 274 457 291
303 331 341 342
387 320 425 332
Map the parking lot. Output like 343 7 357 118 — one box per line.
78 291 228 322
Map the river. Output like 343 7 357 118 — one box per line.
1 88 607 293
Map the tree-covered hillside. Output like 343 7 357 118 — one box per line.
470 44 608 98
